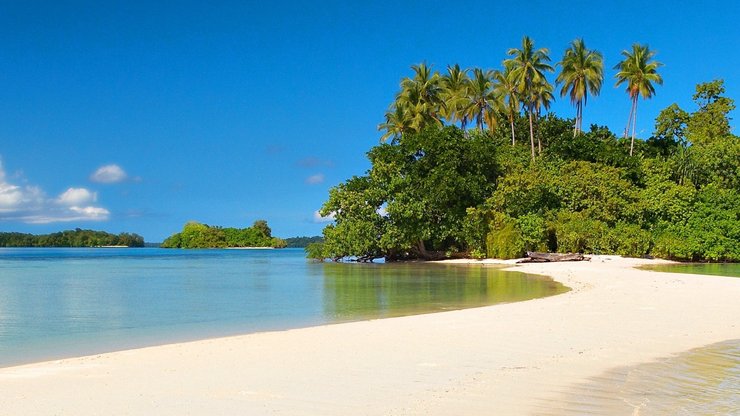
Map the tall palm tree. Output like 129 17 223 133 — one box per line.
493 62 520 145
440 64 471 130
529 78 554 154
464 68 498 131
506 36 554 160
556 39 604 136
614 44 663 155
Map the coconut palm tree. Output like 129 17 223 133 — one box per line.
440 64 471 130
506 36 554 160
529 78 554 153
397 62 443 128
614 44 663 155
493 62 520 145
378 103 413 143
464 68 499 131
556 39 604 136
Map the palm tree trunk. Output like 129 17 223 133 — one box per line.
629 96 638 156
536 109 542 154
624 98 635 140
510 115 516 145
528 109 535 161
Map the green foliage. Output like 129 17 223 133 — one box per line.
304 242 326 261
486 213 525 259
0 229 144 247
550 211 608 254
322 127 500 261
322 77 740 262
516 213 547 252
161 220 285 249
285 236 324 248
686 80 735 145
651 186 740 261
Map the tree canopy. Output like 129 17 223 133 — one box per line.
161 220 286 249
313 77 739 262
0 229 144 247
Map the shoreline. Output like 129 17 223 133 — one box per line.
1 256 739 414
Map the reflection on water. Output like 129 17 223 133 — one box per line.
0 248 568 367
320 262 568 321
642 263 740 278
537 339 740 415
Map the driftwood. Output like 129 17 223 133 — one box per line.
517 251 589 263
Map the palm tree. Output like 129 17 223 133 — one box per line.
464 68 499 131
397 62 444 129
440 64 471 130
493 62 520 145
556 39 604 136
529 78 554 154
506 36 554 160
614 44 663 155
378 103 413 143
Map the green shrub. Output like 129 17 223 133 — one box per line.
486 213 525 259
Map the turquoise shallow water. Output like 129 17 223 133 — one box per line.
642 262 740 277
536 339 740 415
0 248 566 367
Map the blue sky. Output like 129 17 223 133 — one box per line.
0 0 737 242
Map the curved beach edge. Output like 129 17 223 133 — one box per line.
1 255 738 415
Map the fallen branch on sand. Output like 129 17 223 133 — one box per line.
518 252 590 263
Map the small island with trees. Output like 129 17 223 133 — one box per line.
0 229 145 247
309 37 739 263
161 220 287 249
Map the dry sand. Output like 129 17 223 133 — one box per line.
1 256 738 415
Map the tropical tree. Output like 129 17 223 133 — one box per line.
464 68 499 131
397 62 444 130
614 43 663 155
440 64 471 130
379 63 443 142
529 78 555 153
506 36 554 160
556 39 604 136
493 62 520 145
378 103 413 143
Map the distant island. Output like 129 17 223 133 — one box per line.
161 220 286 249
0 229 144 247
284 236 323 248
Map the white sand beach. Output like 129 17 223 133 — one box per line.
1 256 738 415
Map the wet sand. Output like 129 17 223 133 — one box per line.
1 256 739 415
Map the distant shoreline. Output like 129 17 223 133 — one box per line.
223 246 275 250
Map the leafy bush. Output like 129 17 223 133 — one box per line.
485 213 525 259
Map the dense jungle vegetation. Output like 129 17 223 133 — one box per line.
309 37 739 262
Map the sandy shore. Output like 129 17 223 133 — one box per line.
1 256 739 415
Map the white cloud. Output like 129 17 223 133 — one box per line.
312 210 335 223
57 188 97 206
90 164 127 183
0 158 110 223
305 173 325 185
69 206 110 219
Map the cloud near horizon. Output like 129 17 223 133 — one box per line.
0 159 110 224
90 164 127 183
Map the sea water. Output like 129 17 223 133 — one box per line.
0 248 566 367
642 262 740 278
